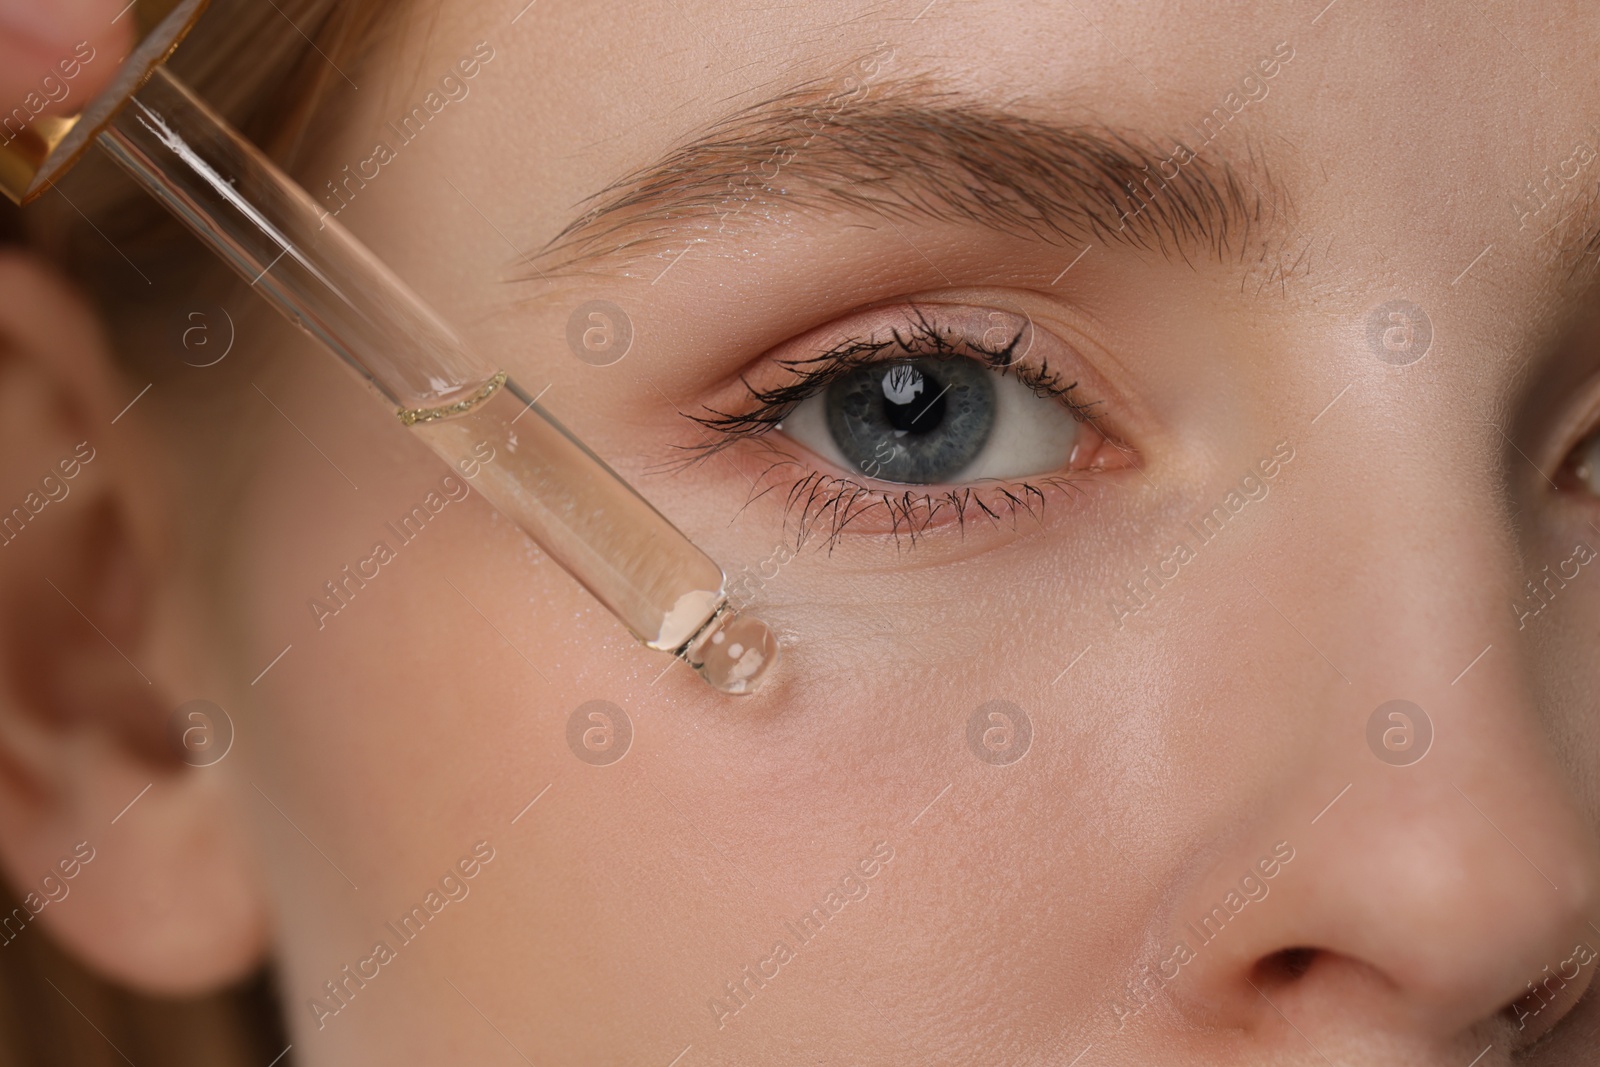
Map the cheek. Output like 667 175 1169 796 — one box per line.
214 288 1269 1058
227 361 655 1028
222 353 1140 1044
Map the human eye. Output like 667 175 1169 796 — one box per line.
1561 425 1600 496
683 301 1135 545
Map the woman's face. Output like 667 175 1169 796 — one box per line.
26 0 1600 1063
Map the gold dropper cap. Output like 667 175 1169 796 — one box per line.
0 0 208 205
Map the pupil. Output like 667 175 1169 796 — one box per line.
881 364 945 434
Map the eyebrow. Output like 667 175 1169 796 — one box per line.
534 80 1287 277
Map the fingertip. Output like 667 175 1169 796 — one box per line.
0 0 135 116
0 0 135 53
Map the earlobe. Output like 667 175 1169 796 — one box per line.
0 252 269 994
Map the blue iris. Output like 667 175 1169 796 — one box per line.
825 356 995 483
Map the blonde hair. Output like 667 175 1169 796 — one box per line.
0 1 395 1062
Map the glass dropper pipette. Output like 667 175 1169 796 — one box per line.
82 66 778 695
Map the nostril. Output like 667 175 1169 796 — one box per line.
1252 947 1319 988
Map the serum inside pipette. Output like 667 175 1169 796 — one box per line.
407 376 780 693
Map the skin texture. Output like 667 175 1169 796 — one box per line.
2 0 1600 1064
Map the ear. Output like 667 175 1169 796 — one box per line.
0 251 268 995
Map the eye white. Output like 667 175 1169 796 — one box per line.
777 366 1079 483
1574 433 1600 494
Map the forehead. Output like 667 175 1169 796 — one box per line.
404 0 1600 345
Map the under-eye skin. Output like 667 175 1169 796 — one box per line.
680 304 1133 546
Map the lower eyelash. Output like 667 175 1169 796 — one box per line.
729 445 1089 552
784 471 1080 551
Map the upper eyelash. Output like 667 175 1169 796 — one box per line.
679 304 1103 456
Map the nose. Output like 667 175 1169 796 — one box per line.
1157 454 1600 1056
